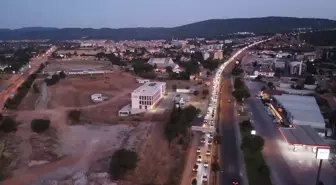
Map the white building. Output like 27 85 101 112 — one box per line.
147 58 182 73
131 82 166 110
289 61 305 75
202 52 210 60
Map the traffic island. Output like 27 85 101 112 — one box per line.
239 120 272 185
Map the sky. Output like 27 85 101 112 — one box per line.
0 0 335 29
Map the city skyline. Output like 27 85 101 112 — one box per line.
1 0 336 29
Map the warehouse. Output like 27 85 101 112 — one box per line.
131 82 166 110
272 94 325 134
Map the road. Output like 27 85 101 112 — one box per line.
218 63 242 184
0 46 57 110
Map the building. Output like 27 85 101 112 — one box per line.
289 61 305 75
147 58 180 73
272 94 326 135
202 52 210 60
131 82 166 110
253 68 275 77
213 50 223 60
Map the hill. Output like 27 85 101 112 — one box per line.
301 30 336 46
1 17 336 41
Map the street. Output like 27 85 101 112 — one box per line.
218 63 241 184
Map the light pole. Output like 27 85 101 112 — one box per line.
315 147 330 185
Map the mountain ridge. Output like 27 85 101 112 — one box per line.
1 17 336 40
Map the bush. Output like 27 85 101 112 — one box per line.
31 119 50 133
172 84 177 91
202 89 209 96
0 117 18 133
241 135 265 154
45 74 61 86
68 110 81 122
33 84 40 93
59 71 66 78
109 149 138 180
193 90 199 96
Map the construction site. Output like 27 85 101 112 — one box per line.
0 64 190 185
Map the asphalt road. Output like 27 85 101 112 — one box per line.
218 64 241 185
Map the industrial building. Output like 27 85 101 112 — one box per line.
147 58 182 73
272 94 326 135
131 82 166 110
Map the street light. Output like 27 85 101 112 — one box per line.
251 130 256 135
315 147 330 185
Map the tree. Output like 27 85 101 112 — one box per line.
234 78 244 89
33 84 40 93
211 161 220 172
165 66 173 75
31 119 50 133
0 117 18 133
109 149 138 180
202 89 209 97
59 71 66 79
213 135 221 144
68 110 81 122
193 90 199 96
0 113 3 121
153 63 157 69
191 178 197 185
304 75 316 85
267 82 273 88
232 89 250 102
172 84 177 91
241 135 264 154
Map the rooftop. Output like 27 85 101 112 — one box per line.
279 125 329 147
273 94 325 128
132 82 165 96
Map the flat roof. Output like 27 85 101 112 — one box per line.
273 94 325 128
132 82 165 96
279 125 329 147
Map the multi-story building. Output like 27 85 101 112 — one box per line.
131 82 166 110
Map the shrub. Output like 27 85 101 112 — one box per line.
193 90 199 96
59 71 66 78
31 119 50 133
33 84 40 93
109 149 138 180
0 117 18 133
68 110 81 122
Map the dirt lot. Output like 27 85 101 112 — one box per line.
56 49 104 56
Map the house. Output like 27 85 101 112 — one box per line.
202 52 210 60
213 50 223 60
147 57 182 73
254 68 275 77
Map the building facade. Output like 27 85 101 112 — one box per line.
131 82 166 110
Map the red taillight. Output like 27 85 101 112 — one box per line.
233 181 238 185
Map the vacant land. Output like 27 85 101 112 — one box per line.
56 49 104 56
43 59 112 73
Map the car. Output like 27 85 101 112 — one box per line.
197 155 202 162
206 150 211 156
203 161 209 167
201 138 206 143
197 113 202 118
192 164 198 172
191 178 197 185
208 139 212 145
208 133 213 139
210 124 214 128
202 174 208 182
228 99 231 103
196 147 201 153
232 179 240 185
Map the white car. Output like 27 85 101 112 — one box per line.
206 150 211 156
196 147 201 153
203 162 209 168
210 124 214 128
201 138 206 143
197 155 202 163
208 134 214 139
202 174 208 182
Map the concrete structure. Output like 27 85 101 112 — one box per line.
272 94 326 134
279 125 329 148
119 104 131 116
67 69 108 75
131 82 166 110
91 93 107 103
202 52 210 60
253 68 274 77
213 50 223 60
289 61 305 75
136 78 150 84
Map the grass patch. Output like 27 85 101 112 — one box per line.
239 120 272 185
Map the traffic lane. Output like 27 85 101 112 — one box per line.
196 134 210 185
218 78 240 184
247 98 299 185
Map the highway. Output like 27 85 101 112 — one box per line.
0 46 56 110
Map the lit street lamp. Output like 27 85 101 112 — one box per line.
251 130 256 135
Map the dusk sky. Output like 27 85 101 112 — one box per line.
1 0 335 29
